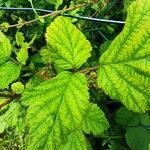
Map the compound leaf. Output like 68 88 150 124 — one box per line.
97 0 150 112
0 61 21 89
22 71 108 149
46 16 92 70
22 71 89 149
0 31 11 64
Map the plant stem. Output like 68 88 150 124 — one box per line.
4 3 87 29
0 92 12 98
80 65 99 74
0 98 13 108
29 0 39 18
9 57 20 65
0 93 18 108
0 6 125 24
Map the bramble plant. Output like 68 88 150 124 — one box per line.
0 0 150 149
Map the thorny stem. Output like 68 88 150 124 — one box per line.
3 3 87 29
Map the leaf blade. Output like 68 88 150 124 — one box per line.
97 0 150 112
0 31 11 64
125 114 150 150
82 104 109 135
16 44 29 65
22 71 89 149
22 71 109 149
46 16 92 69
0 61 21 89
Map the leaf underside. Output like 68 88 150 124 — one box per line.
22 71 109 150
97 0 150 112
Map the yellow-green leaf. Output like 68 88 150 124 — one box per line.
15 31 25 46
61 130 87 150
11 82 24 94
0 61 21 89
22 71 108 149
0 31 11 64
0 103 20 129
97 0 150 112
46 16 92 70
16 43 29 65
22 71 89 149
40 46 52 64
82 104 109 135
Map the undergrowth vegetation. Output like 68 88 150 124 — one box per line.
0 0 150 149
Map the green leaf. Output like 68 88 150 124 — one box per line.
46 0 63 10
25 75 45 89
22 71 108 149
0 22 9 32
46 16 92 70
0 31 11 64
61 130 87 150
82 104 109 135
16 31 36 47
15 31 25 46
125 114 150 150
97 0 150 112
0 61 21 89
115 107 135 128
11 82 24 94
16 43 29 65
28 32 37 45
40 46 52 64
0 103 20 131
22 71 89 149
0 118 6 133
123 0 135 12
16 32 36 65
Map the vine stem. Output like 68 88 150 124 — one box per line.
4 3 87 29
80 65 99 74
